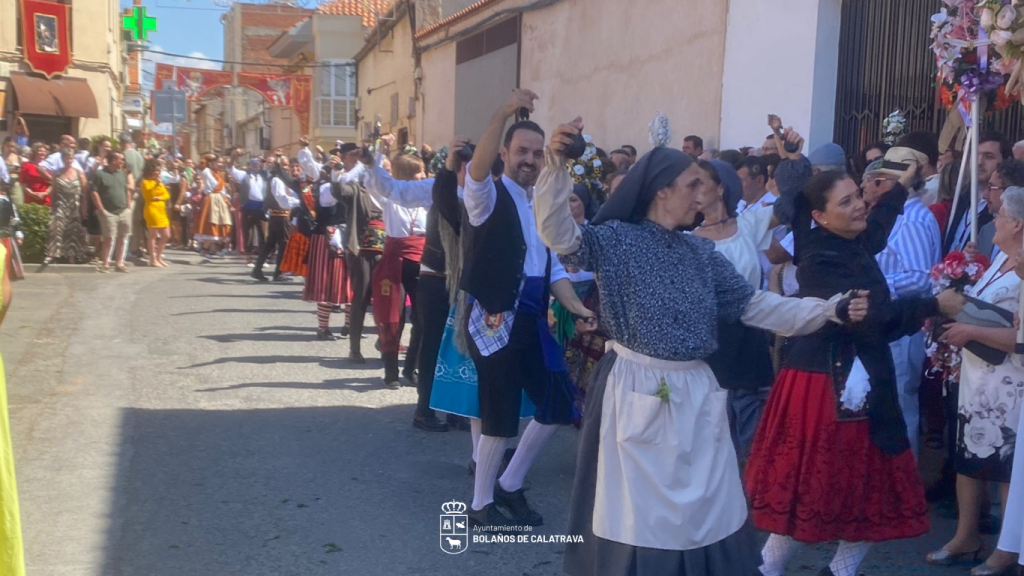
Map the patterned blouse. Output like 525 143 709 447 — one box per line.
559 219 755 362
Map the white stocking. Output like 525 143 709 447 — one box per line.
829 541 871 576
760 533 803 576
471 435 507 510
498 419 558 493
470 418 482 463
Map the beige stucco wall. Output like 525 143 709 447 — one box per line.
520 0 727 153
357 11 418 143
418 40 457 148
310 14 363 148
0 0 124 139
418 0 728 153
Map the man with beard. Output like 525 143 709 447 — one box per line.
461 89 594 531
944 131 1012 255
252 157 301 282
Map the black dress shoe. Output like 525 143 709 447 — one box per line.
348 350 366 364
402 370 419 387
446 414 471 431
412 414 449 432
340 325 350 337
494 482 543 526
317 329 338 341
384 380 401 390
332 305 343 313
467 503 529 534
251 270 269 282
272 275 290 282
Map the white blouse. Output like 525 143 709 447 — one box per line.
704 208 774 289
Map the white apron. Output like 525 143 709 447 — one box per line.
593 342 748 550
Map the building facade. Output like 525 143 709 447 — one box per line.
355 1 419 147
0 0 125 144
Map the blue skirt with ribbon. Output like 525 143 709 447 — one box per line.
429 304 537 419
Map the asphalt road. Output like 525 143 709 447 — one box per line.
0 250 1001 575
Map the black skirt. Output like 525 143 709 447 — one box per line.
564 351 763 576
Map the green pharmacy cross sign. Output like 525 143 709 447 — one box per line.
123 6 157 42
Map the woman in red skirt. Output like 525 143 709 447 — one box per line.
745 142 964 576
302 164 349 341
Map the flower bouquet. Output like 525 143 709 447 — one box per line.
925 250 992 384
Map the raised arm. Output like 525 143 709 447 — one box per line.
271 178 301 209
364 150 434 208
297 142 322 181
229 166 246 185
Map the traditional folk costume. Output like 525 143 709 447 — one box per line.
697 161 776 463
0 242 25 576
0 196 24 280
252 169 297 281
365 152 428 385
339 162 385 358
230 163 268 260
279 185 316 278
745 157 934 576
302 174 349 338
194 167 233 246
533 147 852 576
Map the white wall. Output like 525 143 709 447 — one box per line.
719 0 842 152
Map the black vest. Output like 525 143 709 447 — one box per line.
421 206 446 274
460 178 529 313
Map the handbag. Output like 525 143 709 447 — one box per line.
933 295 1015 365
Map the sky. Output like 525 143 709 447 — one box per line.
120 0 231 87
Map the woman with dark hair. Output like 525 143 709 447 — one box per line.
534 117 872 576
745 129 964 576
692 159 778 462
140 158 171 267
42 148 88 266
852 141 890 181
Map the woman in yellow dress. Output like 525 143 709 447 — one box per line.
0 242 25 576
140 159 171 268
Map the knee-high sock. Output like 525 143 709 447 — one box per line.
829 541 871 576
760 533 803 576
499 419 558 493
472 435 507 511
317 302 332 331
471 418 482 463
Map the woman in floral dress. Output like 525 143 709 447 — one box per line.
927 187 1024 574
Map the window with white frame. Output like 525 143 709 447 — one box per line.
318 62 356 128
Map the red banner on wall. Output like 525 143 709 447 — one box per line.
154 63 175 90
20 0 71 78
293 75 312 135
237 73 294 107
173 67 235 100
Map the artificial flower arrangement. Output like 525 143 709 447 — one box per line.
882 109 908 145
925 250 992 384
566 135 603 189
648 111 673 149
931 0 1020 111
428 145 448 175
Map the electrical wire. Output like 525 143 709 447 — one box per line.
141 48 352 69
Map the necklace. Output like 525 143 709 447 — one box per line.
699 215 734 228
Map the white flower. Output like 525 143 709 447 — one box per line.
997 5 1017 29
964 417 1005 459
583 134 593 144
573 164 585 175
982 8 996 29
932 8 949 24
593 159 602 169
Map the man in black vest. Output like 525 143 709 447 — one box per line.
462 89 594 531
230 157 268 268
252 158 302 281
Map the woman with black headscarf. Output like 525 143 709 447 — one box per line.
533 118 869 576
691 159 778 464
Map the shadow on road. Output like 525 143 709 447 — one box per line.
172 309 307 317
195 377 393 393
98 405 573 576
180 355 380 372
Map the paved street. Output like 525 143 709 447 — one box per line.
0 251 999 575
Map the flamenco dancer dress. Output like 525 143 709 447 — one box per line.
744 158 934 575
194 168 233 245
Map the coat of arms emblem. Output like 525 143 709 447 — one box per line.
440 500 468 554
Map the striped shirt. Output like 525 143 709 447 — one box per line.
876 198 941 298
